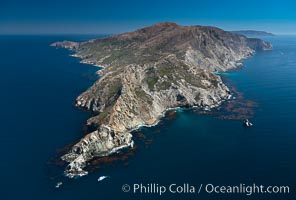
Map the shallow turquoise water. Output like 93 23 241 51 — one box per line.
0 35 295 200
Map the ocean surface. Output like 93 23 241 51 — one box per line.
0 35 295 200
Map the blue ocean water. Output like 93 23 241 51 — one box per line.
0 35 295 200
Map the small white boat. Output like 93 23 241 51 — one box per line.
97 176 109 182
55 182 63 188
244 119 253 127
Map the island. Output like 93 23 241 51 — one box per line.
231 30 275 37
51 22 272 178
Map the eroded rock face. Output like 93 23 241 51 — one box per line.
61 126 133 178
53 22 272 177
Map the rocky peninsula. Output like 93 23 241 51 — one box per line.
51 22 272 178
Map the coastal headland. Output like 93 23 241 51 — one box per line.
51 22 272 177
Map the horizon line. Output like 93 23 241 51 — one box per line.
1 32 296 36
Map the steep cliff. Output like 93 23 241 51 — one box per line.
52 22 272 177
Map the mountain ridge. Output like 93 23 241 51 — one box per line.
231 30 275 37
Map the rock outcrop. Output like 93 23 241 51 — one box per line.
52 22 272 177
50 41 79 50
61 126 133 178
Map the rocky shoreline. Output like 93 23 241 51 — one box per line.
51 22 272 178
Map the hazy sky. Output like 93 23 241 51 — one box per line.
1 0 296 34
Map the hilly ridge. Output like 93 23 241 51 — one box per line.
51 22 272 177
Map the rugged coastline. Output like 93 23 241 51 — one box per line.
51 22 272 177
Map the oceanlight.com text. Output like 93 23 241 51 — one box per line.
121 183 290 196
